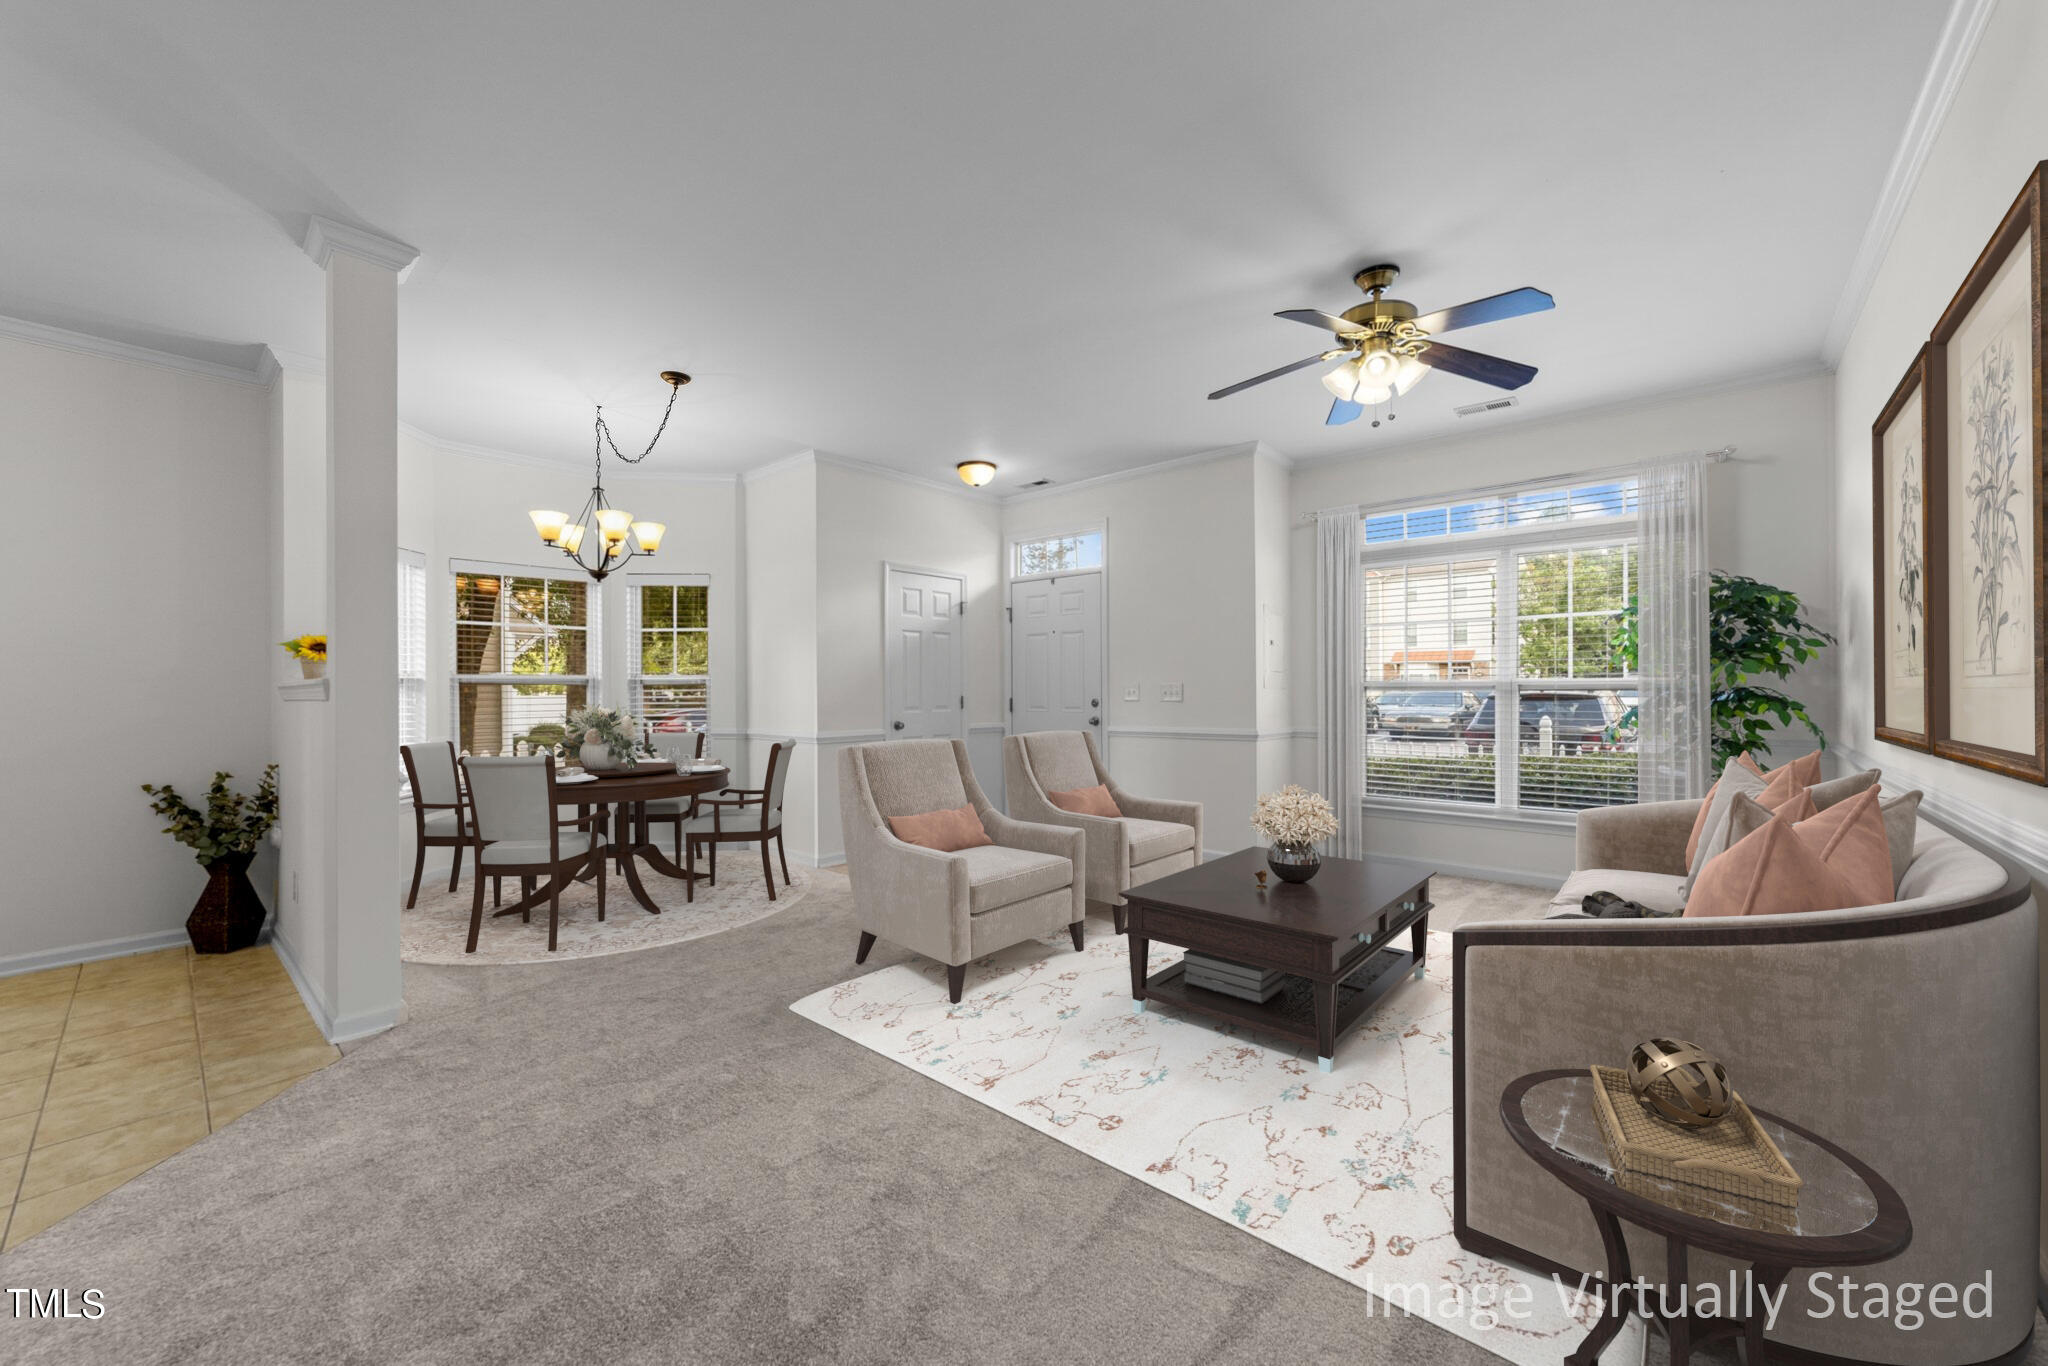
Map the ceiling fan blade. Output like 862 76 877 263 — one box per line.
1326 397 1364 426
1275 308 1365 336
1413 342 1538 390
1411 287 1554 337
1207 353 1334 401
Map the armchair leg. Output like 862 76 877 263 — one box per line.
464 869 486 954
761 836 777 901
1069 921 1084 951
946 963 966 1004
855 931 876 964
776 832 790 883
448 841 463 894
1112 903 1126 935
407 839 426 911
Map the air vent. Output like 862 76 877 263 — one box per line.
1453 395 1519 418
1020 477 1054 488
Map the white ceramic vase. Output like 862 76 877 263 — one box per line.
579 741 616 772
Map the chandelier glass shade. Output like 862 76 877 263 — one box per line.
530 372 688 582
1321 344 1427 407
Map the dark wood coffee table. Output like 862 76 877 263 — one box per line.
1122 848 1434 1072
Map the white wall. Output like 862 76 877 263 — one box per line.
1288 371 1839 881
0 336 273 970
741 457 820 857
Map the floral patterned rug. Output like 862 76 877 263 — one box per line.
790 917 1637 1366
402 860 809 965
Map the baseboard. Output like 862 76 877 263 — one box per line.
269 927 404 1045
0 928 191 980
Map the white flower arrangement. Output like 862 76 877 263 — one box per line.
1250 785 1339 848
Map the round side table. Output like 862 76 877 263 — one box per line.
1501 1069 1911 1365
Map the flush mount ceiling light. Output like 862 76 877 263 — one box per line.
956 459 997 488
529 371 688 582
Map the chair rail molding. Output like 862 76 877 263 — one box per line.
1832 743 2048 884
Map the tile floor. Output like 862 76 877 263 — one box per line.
0 944 339 1250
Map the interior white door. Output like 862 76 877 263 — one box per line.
1009 572 1103 735
884 566 965 739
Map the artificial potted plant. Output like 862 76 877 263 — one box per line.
1251 784 1340 884
281 634 328 679
141 765 280 953
566 706 643 771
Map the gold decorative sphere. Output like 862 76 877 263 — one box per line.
1626 1038 1732 1128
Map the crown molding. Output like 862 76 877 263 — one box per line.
301 215 421 278
1819 0 1996 363
398 421 739 484
814 451 993 504
997 440 1264 507
0 312 272 387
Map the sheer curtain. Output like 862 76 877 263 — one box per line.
1635 455 1712 801
1315 507 1364 858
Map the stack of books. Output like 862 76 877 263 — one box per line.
1182 951 1287 1003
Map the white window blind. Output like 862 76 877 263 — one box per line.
449 560 599 757
1362 478 1640 815
397 549 428 754
627 576 709 737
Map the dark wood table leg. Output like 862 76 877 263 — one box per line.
1127 932 1149 1011
1742 1265 1786 1366
1666 1238 1693 1365
1410 911 1430 978
1567 1200 1634 1366
1312 978 1338 1071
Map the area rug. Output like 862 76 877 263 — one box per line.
789 918 1639 1366
402 862 809 965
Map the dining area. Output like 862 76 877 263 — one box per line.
397 722 800 964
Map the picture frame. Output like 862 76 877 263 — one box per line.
1872 345 1935 751
1927 160 2047 784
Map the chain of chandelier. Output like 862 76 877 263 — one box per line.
528 371 689 582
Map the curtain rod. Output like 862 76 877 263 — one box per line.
1293 446 1736 524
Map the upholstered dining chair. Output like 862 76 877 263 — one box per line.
686 739 794 901
840 739 1084 1003
402 741 471 909
1003 730 1202 933
640 730 708 861
459 755 607 953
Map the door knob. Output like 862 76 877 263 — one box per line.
1089 716 1100 726
892 720 905 730
1091 698 1100 707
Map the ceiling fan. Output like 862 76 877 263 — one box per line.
1208 264 1553 426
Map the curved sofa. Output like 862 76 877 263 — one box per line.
1453 800 2039 1366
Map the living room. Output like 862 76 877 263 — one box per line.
2 2 2044 1363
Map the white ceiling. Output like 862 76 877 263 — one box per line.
0 1 1950 486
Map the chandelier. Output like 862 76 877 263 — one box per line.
529 371 689 582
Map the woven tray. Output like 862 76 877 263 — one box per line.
1589 1064 1802 1208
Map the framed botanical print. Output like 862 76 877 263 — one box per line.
1872 346 1934 750
1928 160 2047 784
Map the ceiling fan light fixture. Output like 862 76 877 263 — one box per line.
957 459 997 488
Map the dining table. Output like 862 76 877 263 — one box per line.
557 762 733 914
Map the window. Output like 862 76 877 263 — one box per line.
1363 480 1639 815
398 549 427 779
451 564 596 756
1014 530 1102 577
628 578 709 735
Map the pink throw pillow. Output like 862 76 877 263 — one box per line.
887 804 992 853
1683 820 1860 918
1047 784 1122 818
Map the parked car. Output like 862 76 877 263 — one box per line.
1371 690 1479 740
1460 691 1627 753
653 709 709 732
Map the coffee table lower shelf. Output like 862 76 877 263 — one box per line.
1137 948 1419 1070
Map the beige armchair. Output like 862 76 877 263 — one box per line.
839 739 1084 1002
1003 730 1201 932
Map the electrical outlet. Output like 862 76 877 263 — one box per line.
1161 683 1184 703
1123 685 1140 702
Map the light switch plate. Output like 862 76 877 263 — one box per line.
1123 685 1140 702
1162 683 1184 702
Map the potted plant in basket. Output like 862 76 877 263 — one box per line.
140 765 280 953
1251 785 1340 884
280 634 328 679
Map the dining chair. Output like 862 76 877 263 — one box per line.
686 739 794 902
641 730 708 861
459 755 606 953
401 741 471 909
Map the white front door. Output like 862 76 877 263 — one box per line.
884 566 965 739
1009 572 1102 735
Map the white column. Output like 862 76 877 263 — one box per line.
301 216 417 1040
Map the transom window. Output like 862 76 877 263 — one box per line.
1014 530 1102 577
1363 479 1639 815
629 578 710 736
450 564 595 757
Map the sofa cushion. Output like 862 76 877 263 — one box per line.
1123 817 1196 863
957 844 1072 914
1684 753 1768 865
1548 868 1689 917
1683 758 1770 890
1048 783 1122 818
1810 768 1881 810
887 804 992 853
1684 817 1868 918
1728 785 1921 895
